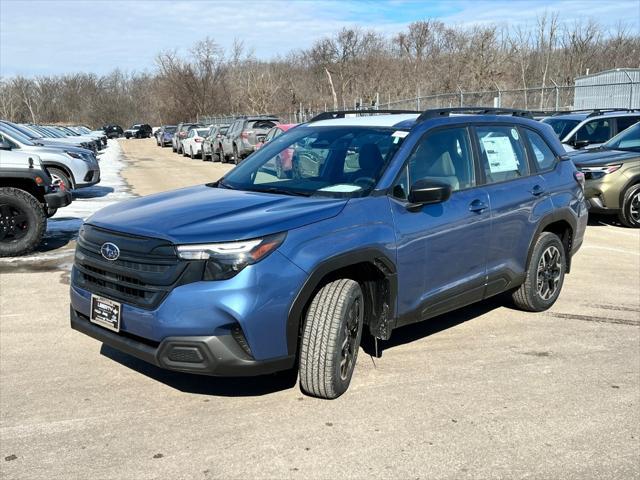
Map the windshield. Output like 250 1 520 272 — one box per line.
165 126 176 133
0 124 36 146
1 122 39 139
542 118 581 138
196 129 208 136
603 122 640 151
39 126 65 138
221 125 407 198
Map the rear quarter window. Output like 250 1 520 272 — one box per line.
525 130 557 171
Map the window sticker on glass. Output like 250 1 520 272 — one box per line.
511 128 519 140
392 130 409 144
481 136 519 173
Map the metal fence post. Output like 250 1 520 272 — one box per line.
623 70 634 109
457 86 463 107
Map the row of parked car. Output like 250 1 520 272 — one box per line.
0 121 108 256
154 116 291 164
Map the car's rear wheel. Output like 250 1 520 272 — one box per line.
299 279 364 399
233 145 239 165
0 187 46 257
512 232 565 312
618 184 640 228
47 167 74 191
190 147 195 159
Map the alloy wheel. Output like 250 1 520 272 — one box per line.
339 296 361 380
536 245 562 300
630 191 640 224
0 204 28 242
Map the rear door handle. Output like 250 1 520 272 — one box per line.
469 199 488 213
530 185 546 196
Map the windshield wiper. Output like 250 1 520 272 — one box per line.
250 187 311 197
217 179 234 189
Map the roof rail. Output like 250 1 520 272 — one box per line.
308 109 422 123
548 108 640 117
416 108 533 122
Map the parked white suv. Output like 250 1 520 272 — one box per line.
0 124 100 191
542 110 640 151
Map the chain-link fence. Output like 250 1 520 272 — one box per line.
198 78 639 124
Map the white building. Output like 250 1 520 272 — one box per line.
573 68 639 109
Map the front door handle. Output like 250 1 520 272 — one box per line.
530 184 546 196
469 199 488 213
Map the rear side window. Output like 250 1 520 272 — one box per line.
525 130 557 171
616 116 640 134
576 119 611 143
475 126 528 184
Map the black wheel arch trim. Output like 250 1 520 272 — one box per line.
525 208 578 274
44 162 76 185
286 248 397 355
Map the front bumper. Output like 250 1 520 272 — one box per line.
70 307 294 376
44 189 72 209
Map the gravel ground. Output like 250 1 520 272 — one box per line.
0 138 638 479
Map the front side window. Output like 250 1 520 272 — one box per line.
475 126 528 184
575 119 611 143
526 130 557 171
404 127 475 193
222 126 406 198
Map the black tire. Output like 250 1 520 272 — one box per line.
618 184 640 228
512 232 566 312
299 279 364 399
47 167 74 191
0 187 46 257
219 145 226 163
190 147 195 160
233 145 239 165
172 143 177 153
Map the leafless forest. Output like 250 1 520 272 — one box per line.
1 15 638 127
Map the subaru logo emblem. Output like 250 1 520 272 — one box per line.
100 242 120 261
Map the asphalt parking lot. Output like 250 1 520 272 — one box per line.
1 138 638 479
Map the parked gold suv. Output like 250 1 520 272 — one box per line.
571 122 640 227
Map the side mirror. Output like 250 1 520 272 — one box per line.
408 179 452 207
573 139 590 149
0 141 12 151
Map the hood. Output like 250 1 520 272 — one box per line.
569 148 640 167
87 184 348 244
35 138 83 148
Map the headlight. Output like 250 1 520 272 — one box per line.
176 232 286 280
65 150 83 159
580 164 621 179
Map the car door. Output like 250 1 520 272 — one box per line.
223 121 237 154
473 124 554 296
390 126 492 325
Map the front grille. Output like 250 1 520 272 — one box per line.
73 225 204 309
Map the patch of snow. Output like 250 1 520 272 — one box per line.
0 139 134 266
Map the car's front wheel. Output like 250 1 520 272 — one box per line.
0 187 46 257
47 168 74 191
512 232 565 312
618 184 640 228
299 279 364 399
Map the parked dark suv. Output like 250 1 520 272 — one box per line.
124 124 152 139
102 124 123 139
70 108 587 399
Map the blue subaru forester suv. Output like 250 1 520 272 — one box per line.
70 109 588 399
